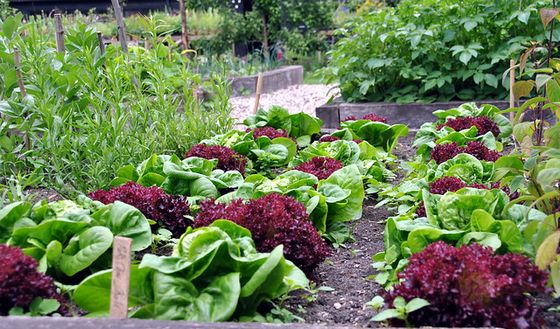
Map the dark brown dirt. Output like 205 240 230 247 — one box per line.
25 188 63 203
283 134 419 327
292 198 386 327
536 294 560 328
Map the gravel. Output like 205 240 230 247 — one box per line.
229 84 339 125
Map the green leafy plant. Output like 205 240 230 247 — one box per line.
334 121 409 153
9 298 60 317
244 106 323 147
74 220 308 320
324 0 548 103
371 296 429 326
0 199 152 282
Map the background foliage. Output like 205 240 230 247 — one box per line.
325 0 552 103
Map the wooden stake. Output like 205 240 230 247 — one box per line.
509 59 516 121
14 47 31 150
54 14 65 53
179 0 189 52
14 48 26 98
97 32 105 55
110 0 138 88
262 14 269 61
253 73 264 114
111 0 129 54
109 237 132 319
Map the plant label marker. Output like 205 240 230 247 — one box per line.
54 14 65 53
253 73 264 114
109 236 132 319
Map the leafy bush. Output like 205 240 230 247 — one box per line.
244 106 323 141
431 141 500 164
362 113 389 123
430 143 462 164
437 116 500 137
110 155 244 201
428 176 468 195
190 0 338 56
250 127 289 139
199 125 301 175
186 144 248 174
294 157 343 180
74 220 308 320
325 0 548 102
414 103 511 160
319 135 341 142
0 244 62 315
89 182 191 237
0 199 152 281
343 114 388 123
216 165 366 244
334 121 408 153
384 241 547 328
194 194 330 273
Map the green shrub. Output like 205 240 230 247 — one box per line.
325 0 550 103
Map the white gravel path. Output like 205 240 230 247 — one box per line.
229 84 339 126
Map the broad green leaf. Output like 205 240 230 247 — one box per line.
153 272 240 321
59 226 113 276
74 265 154 314
0 201 31 242
372 309 402 321
405 298 430 313
318 164 364 222
96 202 152 251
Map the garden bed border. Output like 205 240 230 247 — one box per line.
229 65 304 97
315 100 511 130
0 317 495 329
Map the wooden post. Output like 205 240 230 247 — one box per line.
111 0 129 54
253 73 264 114
179 0 189 51
54 14 65 53
97 32 105 55
109 237 132 319
262 14 269 61
110 0 138 88
14 48 26 98
509 59 516 121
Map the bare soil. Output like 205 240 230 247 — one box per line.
295 198 386 327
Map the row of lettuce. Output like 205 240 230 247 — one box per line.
0 106 408 320
370 103 559 328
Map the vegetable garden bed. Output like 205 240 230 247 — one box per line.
1 103 558 328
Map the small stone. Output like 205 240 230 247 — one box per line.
334 302 342 309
